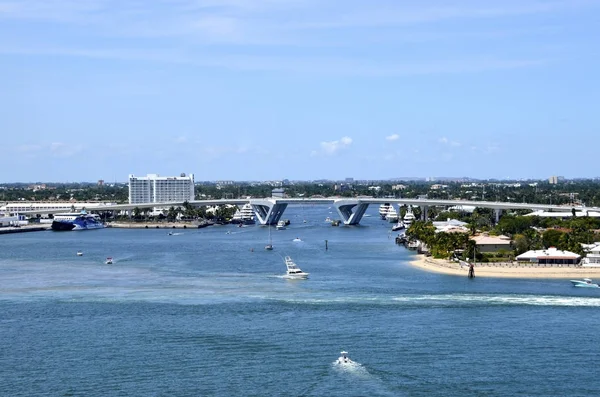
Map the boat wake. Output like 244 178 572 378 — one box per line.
273 294 600 307
332 360 371 378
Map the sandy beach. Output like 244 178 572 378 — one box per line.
409 254 600 279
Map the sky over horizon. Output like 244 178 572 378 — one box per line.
1 0 599 182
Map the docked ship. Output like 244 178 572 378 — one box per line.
379 203 392 220
51 210 105 231
231 203 256 225
403 207 416 228
384 205 399 223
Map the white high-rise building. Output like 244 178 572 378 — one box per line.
128 173 195 204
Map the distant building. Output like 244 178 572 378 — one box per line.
549 176 559 184
392 184 407 191
97 180 104 186
345 177 354 183
128 173 195 204
430 184 448 190
516 247 580 265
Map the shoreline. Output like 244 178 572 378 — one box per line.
409 254 600 279
107 221 213 229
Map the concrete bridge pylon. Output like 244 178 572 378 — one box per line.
333 199 370 225
249 199 288 225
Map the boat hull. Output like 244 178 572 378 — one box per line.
51 221 76 231
51 220 105 231
284 273 309 280
570 280 600 288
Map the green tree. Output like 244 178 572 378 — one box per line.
542 229 564 248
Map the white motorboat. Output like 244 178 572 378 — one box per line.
391 220 405 231
293 237 302 242
105 257 113 265
283 256 309 279
76 251 83 256
276 220 287 230
336 351 353 365
570 278 600 288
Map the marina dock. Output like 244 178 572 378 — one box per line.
0 224 51 235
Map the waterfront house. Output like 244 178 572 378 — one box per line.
516 247 581 265
582 243 600 267
470 234 512 253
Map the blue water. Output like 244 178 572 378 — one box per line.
2 205 600 396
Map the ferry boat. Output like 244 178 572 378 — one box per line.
231 203 256 225
51 210 105 231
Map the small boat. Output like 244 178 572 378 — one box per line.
293 237 302 242
336 351 353 365
105 257 113 265
283 256 309 279
392 221 405 231
76 251 83 256
276 220 287 230
325 217 332 223
570 278 600 288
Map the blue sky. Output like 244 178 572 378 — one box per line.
1 0 599 182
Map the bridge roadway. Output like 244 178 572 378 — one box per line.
17 197 600 226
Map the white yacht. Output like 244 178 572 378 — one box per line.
403 207 416 227
336 351 353 365
105 257 113 265
231 203 256 225
385 205 399 223
379 203 392 220
283 256 309 279
276 220 287 230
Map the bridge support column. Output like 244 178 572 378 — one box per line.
421 205 429 221
250 199 288 225
334 200 369 225
494 208 502 224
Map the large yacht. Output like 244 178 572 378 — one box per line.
231 203 256 225
403 207 416 228
384 205 399 223
379 203 392 220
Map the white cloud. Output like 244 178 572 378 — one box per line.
385 134 400 141
318 136 353 155
0 0 579 75
438 137 461 147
